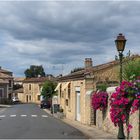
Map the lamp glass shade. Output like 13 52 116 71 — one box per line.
115 40 126 52
115 33 126 52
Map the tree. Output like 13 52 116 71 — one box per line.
71 67 83 73
24 65 46 78
41 81 56 100
123 59 140 81
13 84 23 90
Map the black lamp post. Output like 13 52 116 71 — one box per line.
115 33 127 139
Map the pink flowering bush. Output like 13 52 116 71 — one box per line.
110 76 140 132
92 91 108 111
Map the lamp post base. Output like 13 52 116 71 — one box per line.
117 123 125 139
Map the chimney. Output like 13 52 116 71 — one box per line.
85 58 92 69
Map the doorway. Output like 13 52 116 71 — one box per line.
76 91 80 121
75 87 81 121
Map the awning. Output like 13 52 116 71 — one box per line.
54 83 61 91
62 82 70 91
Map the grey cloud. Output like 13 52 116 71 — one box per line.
0 1 140 76
0 1 126 42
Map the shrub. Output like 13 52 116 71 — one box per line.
96 83 108 92
123 59 140 81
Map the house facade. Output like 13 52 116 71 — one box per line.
0 67 14 102
56 58 119 125
56 55 140 125
23 77 54 103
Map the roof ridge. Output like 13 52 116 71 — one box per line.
59 54 140 81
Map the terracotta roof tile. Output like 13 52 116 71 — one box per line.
0 72 13 79
23 77 50 83
59 54 140 81
14 77 25 82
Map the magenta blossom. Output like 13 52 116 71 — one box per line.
92 91 108 111
110 79 140 132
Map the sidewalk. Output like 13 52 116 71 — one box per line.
0 104 11 108
44 109 116 139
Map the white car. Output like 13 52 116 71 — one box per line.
12 97 19 103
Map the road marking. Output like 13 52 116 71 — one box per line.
31 115 37 117
21 115 27 117
10 115 16 117
0 114 49 118
0 115 5 118
42 115 48 118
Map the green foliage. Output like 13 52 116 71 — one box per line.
123 59 140 81
13 84 23 90
71 67 83 73
96 83 108 92
24 65 45 78
41 81 56 100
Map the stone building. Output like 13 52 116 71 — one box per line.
55 58 120 125
23 77 54 103
0 66 14 102
55 55 140 127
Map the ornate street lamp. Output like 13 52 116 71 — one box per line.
115 33 127 139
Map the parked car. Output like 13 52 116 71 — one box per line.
12 97 20 103
40 100 51 109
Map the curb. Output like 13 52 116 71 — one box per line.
0 104 11 108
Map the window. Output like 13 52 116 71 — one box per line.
29 84 31 90
65 99 68 106
9 80 12 88
68 92 70 99
60 84 62 98
68 83 71 109
15 93 18 97
68 83 71 99
29 95 31 101
37 95 40 101
0 89 3 98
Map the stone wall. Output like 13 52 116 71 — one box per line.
93 65 119 83
92 86 140 139
129 110 140 139
18 92 25 103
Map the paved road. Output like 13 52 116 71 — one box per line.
0 104 87 139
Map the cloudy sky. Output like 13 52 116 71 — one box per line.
0 1 140 77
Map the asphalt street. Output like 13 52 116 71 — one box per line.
0 103 87 139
